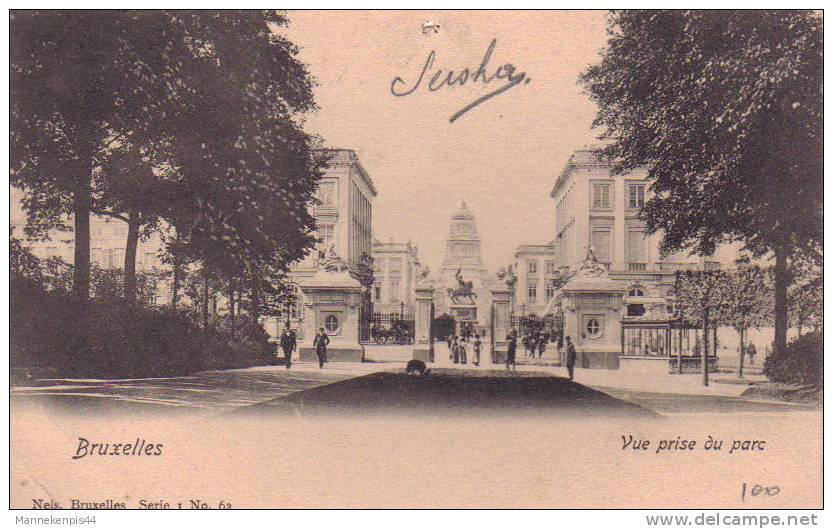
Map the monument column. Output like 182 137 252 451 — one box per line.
413 285 435 362
490 287 511 364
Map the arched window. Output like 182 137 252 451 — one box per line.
628 287 645 297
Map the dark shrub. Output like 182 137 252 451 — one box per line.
12 278 276 379
764 332 823 386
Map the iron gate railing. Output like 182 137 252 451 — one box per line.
360 313 415 345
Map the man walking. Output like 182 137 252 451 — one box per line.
280 328 296 369
313 327 330 368
473 334 482 367
747 342 757 365
506 331 517 371
565 335 577 380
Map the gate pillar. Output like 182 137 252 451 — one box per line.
413 286 435 362
490 287 511 364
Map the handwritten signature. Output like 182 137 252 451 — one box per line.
390 38 531 123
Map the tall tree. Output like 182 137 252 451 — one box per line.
10 11 188 301
580 10 822 359
718 263 771 378
674 270 729 386
12 11 324 307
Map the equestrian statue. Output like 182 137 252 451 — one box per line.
447 266 478 304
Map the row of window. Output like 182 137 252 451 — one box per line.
372 277 401 303
526 279 560 303
592 182 646 210
526 260 560 275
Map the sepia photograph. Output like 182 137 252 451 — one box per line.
8 7 824 516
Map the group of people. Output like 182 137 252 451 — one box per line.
446 334 482 366
521 331 551 358
280 327 331 369
504 330 577 380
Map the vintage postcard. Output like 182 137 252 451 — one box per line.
9 9 823 514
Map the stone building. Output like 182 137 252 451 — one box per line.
429 201 494 335
512 242 557 317
286 148 377 362
10 188 168 302
543 149 738 370
370 237 422 318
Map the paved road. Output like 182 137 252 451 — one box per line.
11 348 814 416
11 362 391 415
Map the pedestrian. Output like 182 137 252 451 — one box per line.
565 335 577 380
538 332 547 358
313 327 330 368
447 334 454 360
473 334 482 367
280 327 296 369
452 335 460 364
459 337 468 365
747 342 757 365
506 331 517 371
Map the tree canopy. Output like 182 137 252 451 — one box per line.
580 10 822 355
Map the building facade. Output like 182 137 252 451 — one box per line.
286 149 378 361
544 149 738 370
11 188 169 302
429 201 494 335
370 237 422 318
512 242 557 317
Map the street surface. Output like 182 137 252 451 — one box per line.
11 342 814 416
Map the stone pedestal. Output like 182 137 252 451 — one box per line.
413 285 434 362
297 269 364 362
562 272 626 370
490 287 511 364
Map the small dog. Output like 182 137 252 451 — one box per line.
405 359 430 377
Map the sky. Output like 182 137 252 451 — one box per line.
282 11 609 273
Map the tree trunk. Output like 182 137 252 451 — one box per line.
251 279 261 323
702 309 710 387
228 280 236 334
123 209 141 303
773 244 789 357
72 151 93 302
202 272 210 354
738 327 745 379
171 259 181 310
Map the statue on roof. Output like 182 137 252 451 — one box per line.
575 243 608 278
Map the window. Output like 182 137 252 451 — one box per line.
373 284 382 302
319 225 335 246
628 184 646 209
324 314 340 334
545 260 557 275
318 181 336 206
591 228 611 264
628 287 645 297
593 183 612 209
527 260 538 274
389 258 403 274
389 278 401 302
626 228 646 263
527 282 537 303
586 318 601 337
627 304 646 317
546 279 557 300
